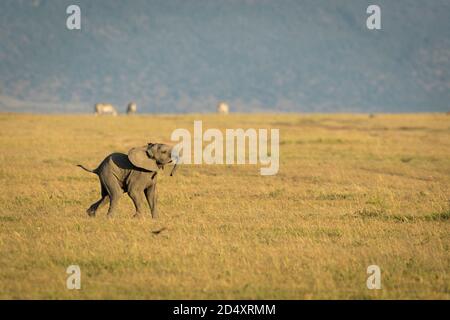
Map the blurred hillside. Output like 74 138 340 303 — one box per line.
0 0 449 113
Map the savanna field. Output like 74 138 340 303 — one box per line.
0 113 449 299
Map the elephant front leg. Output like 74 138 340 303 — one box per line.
128 190 147 218
145 184 158 219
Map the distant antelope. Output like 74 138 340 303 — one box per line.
217 102 229 114
95 103 117 116
127 102 137 115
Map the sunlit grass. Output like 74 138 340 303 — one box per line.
0 113 449 299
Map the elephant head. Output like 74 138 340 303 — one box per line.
128 143 178 175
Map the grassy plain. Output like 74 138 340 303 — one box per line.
0 113 449 299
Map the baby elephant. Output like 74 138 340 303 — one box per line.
78 143 178 218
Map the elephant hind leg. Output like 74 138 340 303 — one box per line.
128 190 147 218
145 184 158 219
86 183 108 217
104 180 122 218
86 196 108 217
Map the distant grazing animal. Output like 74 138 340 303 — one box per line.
217 102 229 114
77 143 178 218
127 102 137 115
95 103 118 116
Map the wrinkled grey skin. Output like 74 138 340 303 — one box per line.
78 143 173 218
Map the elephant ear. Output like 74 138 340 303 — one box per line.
128 146 159 172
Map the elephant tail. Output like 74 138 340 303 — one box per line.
77 164 97 174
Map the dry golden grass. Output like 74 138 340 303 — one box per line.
0 113 449 299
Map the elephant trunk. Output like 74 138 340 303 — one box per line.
170 156 178 176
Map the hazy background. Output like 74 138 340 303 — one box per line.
0 0 449 113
